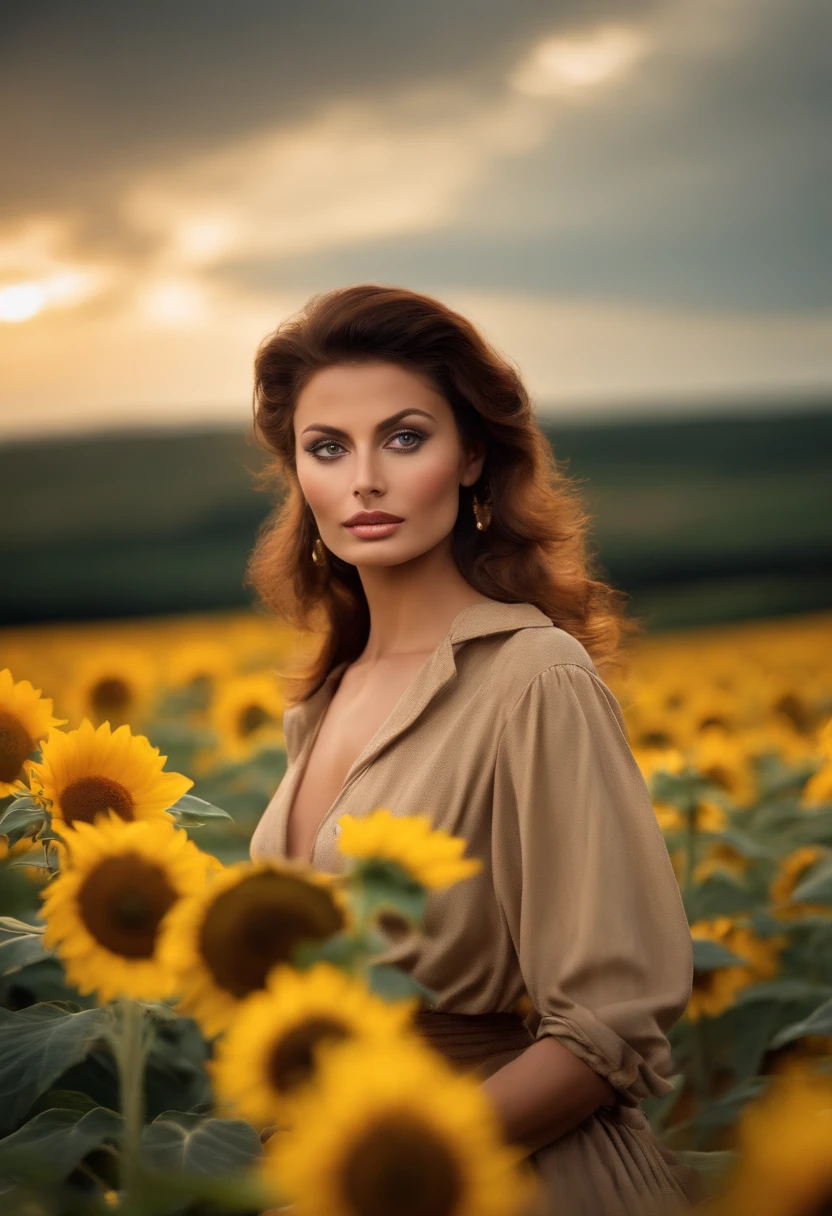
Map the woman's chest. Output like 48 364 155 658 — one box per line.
284 655 435 864
251 665 501 871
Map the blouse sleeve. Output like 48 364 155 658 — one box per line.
490 661 693 1106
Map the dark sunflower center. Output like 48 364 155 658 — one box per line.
91 678 132 715
703 765 733 793
340 1113 464 1216
800 1184 832 1216
268 1016 352 1094
640 730 672 749
60 776 135 825
77 853 178 959
198 871 345 999
0 711 33 783
699 715 730 731
775 692 812 733
238 704 272 736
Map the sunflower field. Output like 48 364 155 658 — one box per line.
1 607 831 1215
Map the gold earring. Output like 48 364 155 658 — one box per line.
472 494 492 531
312 536 326 565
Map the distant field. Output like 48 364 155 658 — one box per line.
1 404 831 630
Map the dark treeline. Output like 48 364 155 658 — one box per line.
1 404 831 631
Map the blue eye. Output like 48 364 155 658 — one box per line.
306 429 427 461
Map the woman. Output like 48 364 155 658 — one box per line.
247 284 702 1216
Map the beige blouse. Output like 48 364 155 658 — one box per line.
250 601 701 1216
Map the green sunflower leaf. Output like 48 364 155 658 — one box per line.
0 801 46 847
365 963 436 1006
140 1111 261 1175
0 1003 112 1131
792 855 832 905
347 858 427 928
0 916 48 976
292 932 370 972
692 939 746 971
701 828 774 859
166 794 233 825
769 996 832 1047
123 1165 278 1214
0 1106 122 1182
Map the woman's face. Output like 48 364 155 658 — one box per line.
294 360 484 569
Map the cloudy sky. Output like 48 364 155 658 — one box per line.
1 0 830 438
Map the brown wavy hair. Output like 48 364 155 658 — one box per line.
245 283 642 704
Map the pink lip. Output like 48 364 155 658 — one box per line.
343 513 403 525
344 520 403 539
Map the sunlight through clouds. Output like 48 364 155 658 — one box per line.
0 0 828 436
510 25 648 96
0 218 111 324
120 85 554 267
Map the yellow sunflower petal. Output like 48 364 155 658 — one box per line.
39 811 214 1002
261 1035 537 1216
158 861 351 1037
210 962 418 1127
26 720 193 829
337 808 482 889
0 668 66 797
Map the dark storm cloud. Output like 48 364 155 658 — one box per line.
3 0 829 312
209 0 832 311
1 0 656 218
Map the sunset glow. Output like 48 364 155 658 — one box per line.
0 271 98 324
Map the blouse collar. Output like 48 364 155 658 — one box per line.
283 600 553 766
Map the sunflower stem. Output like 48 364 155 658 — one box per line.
113 996 149 1199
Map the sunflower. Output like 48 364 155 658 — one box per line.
0 836 50 885
711 1068 832 1216
693 841 751 884
743 720 814 767
209 671 285 760
687 916 787 1022
627 685 691 751
167 641 234 691
210 962 418 1127
0 669 66 797
693 798 728 833
802 757 832 808
652 797 727 837
653 802 683 833
690 726 758 807
25 720 193 829
260 1036 537 1216
336 808 482 889
770 846 832 920
764 674 825 735
686 684 746 735
159 861 349 1037
632 746 686 786
39 811 214 1002
62 647 157 729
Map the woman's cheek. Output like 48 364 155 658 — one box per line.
403 455 460 510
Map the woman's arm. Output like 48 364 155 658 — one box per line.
481 1036 616 1154
488 662 694 1152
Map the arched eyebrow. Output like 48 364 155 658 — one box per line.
300 408 435 439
